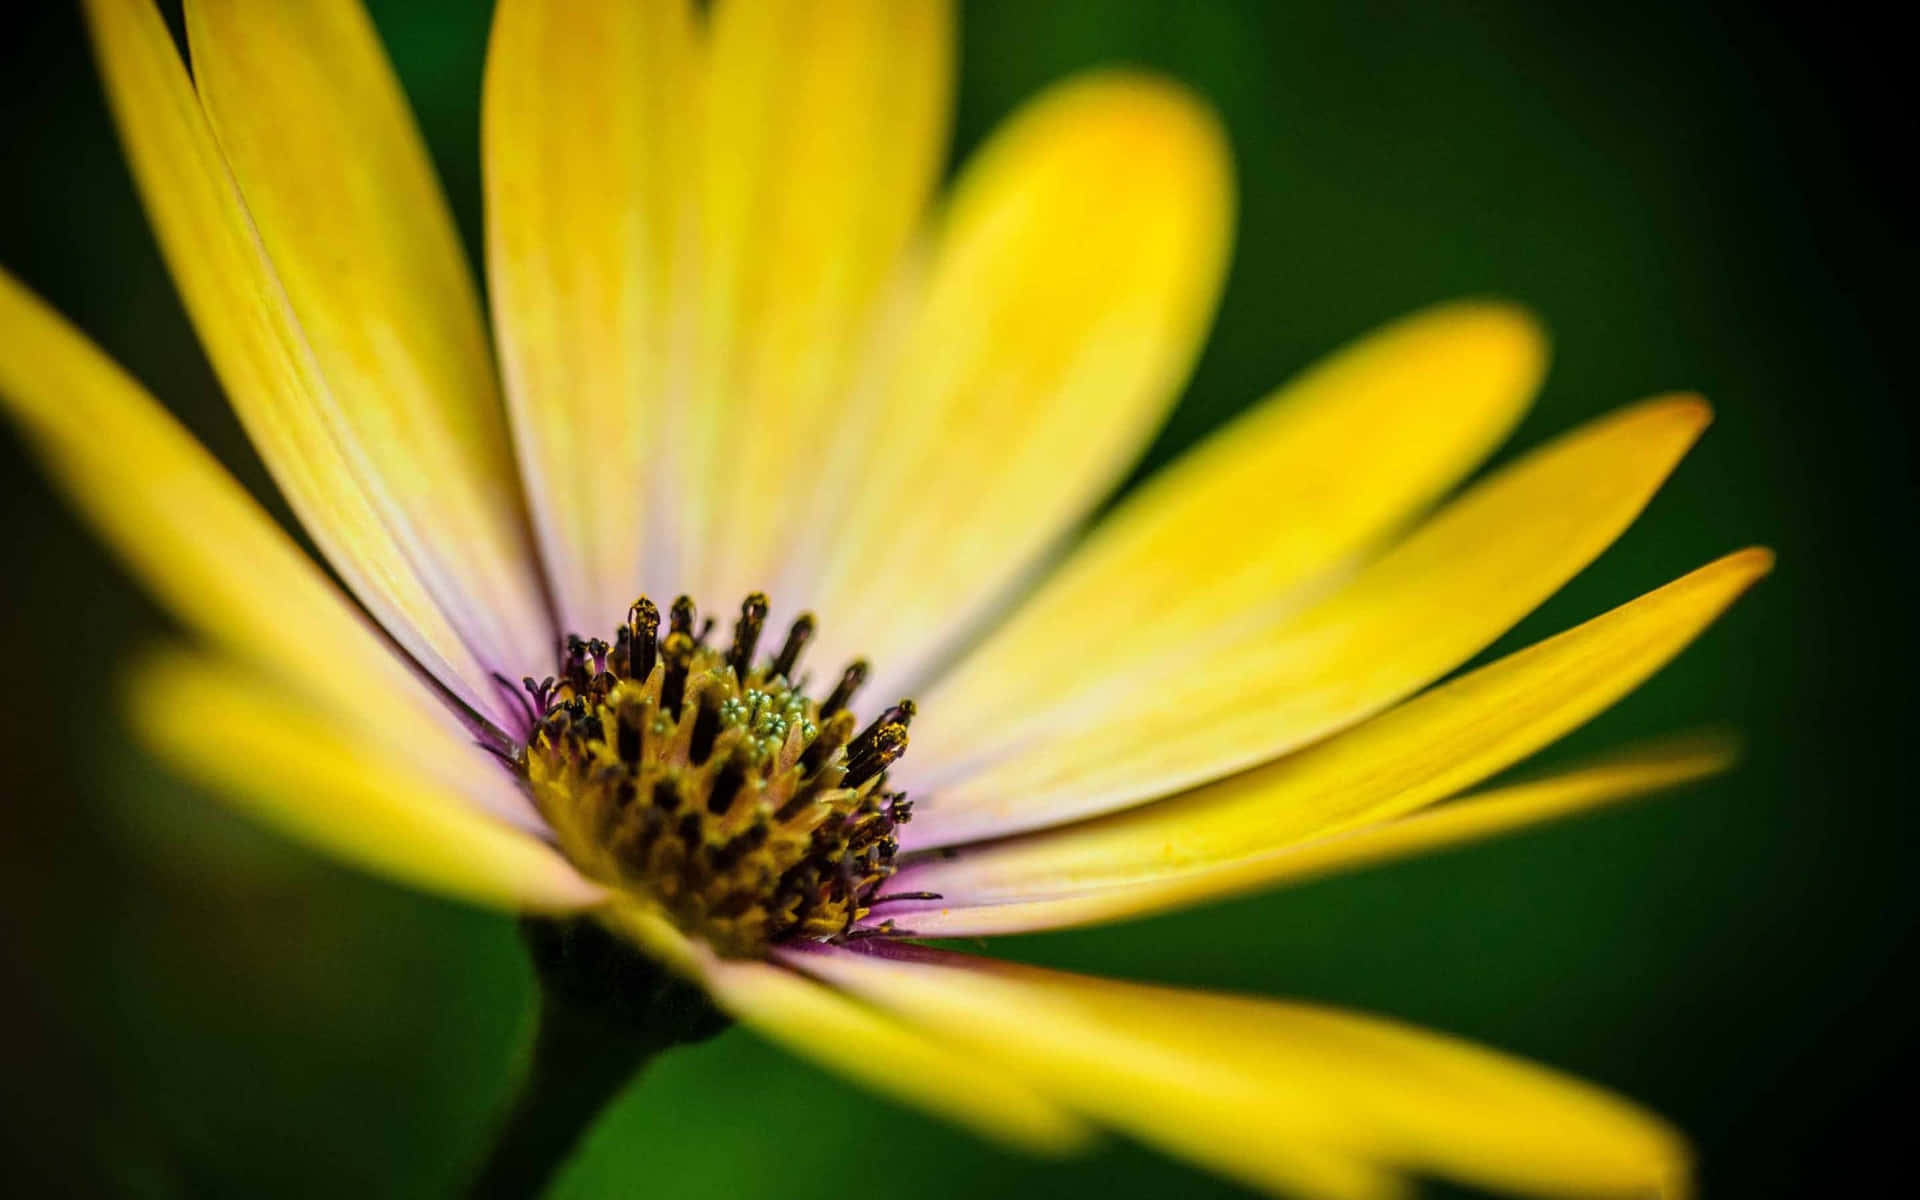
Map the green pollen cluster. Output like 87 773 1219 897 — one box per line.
717 686 819 763
519 593 914 958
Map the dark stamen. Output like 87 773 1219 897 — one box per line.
616 709 643 764
629 597 661 679
843 723 907 788
611 626 634 676
799 709 857 776
769 613 815 681
688 691 722 765
848 699 915 763
820 659 869 718
660 631 694 719
669 595 696 638
493 672 538 726
707 755 747 815
727 592 769 683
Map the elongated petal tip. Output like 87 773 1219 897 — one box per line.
1652 390 1714 430
1722 543 1777 582
1425 296 1552 376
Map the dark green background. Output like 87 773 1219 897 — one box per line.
2 2 1908 1196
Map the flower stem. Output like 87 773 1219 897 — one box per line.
468 917 729 1198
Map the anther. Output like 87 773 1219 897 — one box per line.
629 597 661 679
689 690 722 765
707 754 747 815
821 659 869 718
848 699 915 763
799 709 858 776
669 595 696 638
727 592 769 683
616 710 643 764
660 631 695 719
769 613 815 682
843 723 907 788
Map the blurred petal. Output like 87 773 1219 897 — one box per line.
483 0 701 634
0 270 514 811
886 734 1735 936
83 0 517 724
698 954 1092 1156
128 649 602 912
792 944 1691 1200
919 300 1544 773
688 0 954 602
183 0 552 682
892 549 1771 908
792 71 1235 699
910 396 1713 846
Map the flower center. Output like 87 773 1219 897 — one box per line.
516 593 916 958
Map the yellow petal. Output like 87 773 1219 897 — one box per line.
919 300 1544 771
888 734 1735 936
894 549 1770 908
792 70 1235 699
128 649 603 913
183 0 552 682
483 0 702 635
792 945 1690 1200
82 0 517 724
0 269 507 806
911 396 1713 845
687 0 955 604
698 954 1092 1157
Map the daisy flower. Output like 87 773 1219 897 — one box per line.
0 2 1769 1198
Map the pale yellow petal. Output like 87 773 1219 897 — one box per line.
184 0 552 680
687 0 954 603
894 549 1771 907
699 955 1092 1157
83 0 515 724
483 0 701 636
919 300 1545 771
888 735 1735 936
128 649 603 913
910 396 1713 845
0 269 522 819
792 945 1690 1199
792 71 1235 699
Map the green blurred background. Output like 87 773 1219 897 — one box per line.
1 2 1908 1196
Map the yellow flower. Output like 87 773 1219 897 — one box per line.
0 2 1768 1197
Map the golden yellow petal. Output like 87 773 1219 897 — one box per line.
793 70 1236 699
792 945 1690 1199
0 270 509 809
896 548 1771 906
82 0 516 724
687 0 955 604
128 649 603 913
911 396 1712 846
893 734 1735 936
483 0 703 636
921 300 1545 770
183 0 552 681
